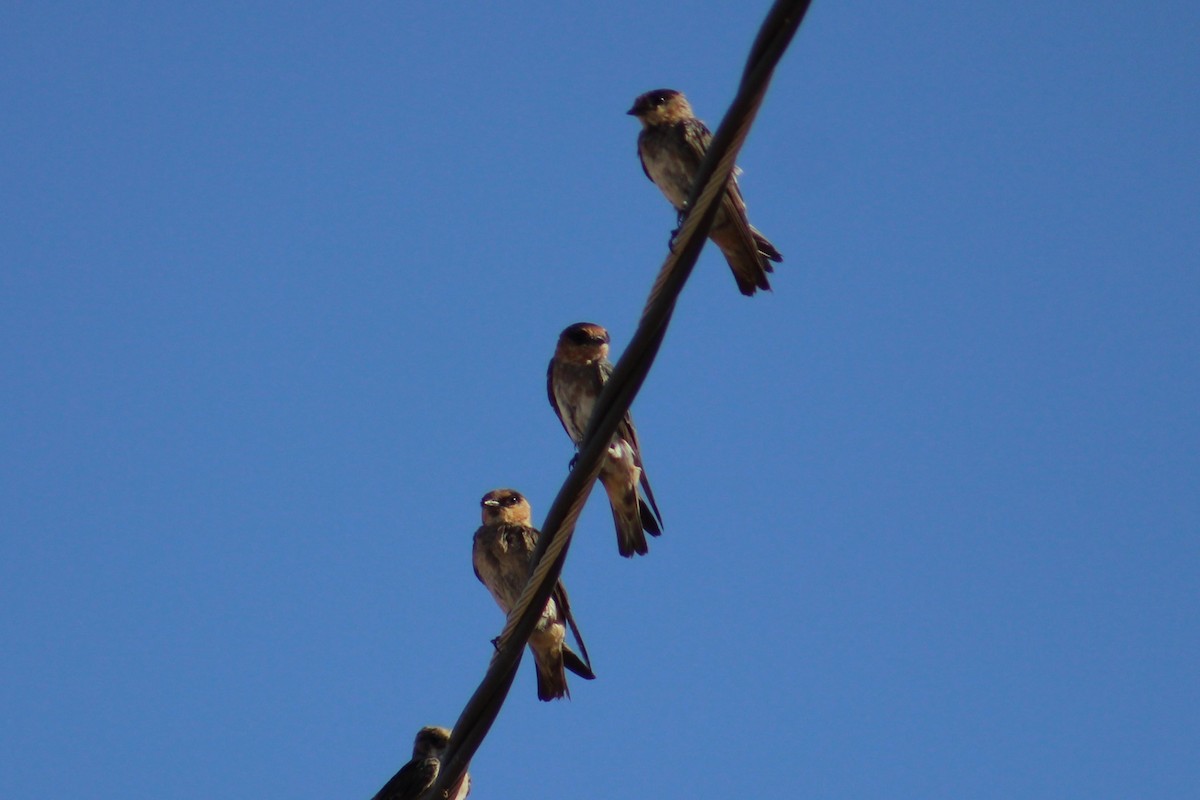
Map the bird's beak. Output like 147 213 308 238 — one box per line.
626 105 639 116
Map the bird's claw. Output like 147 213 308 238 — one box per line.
568 453 579 471
490 636 502 651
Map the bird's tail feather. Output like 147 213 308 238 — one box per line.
751 224 783 264
602 472 650 558
708 188 782 296
711 223 774 296
533 646 569 702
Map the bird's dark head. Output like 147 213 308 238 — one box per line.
480 488 532 526
555 321 611 364
412 726 452 758
627 88 691 124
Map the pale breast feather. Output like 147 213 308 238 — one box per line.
554 379 594 444
644 150 692 210
568 390 595 443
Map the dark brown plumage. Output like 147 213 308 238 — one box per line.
628 88 782 296
548 323 663 557
372 726 470 800
472 489 594 700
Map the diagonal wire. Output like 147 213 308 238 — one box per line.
406 2 813 797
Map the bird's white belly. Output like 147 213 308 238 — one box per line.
556 384 595 444
646 156 691 210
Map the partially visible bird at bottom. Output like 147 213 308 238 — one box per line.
549 322 664 557
628 87 783 296
372 725 470 800
472 488 595 700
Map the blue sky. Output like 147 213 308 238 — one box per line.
2 2 1197 798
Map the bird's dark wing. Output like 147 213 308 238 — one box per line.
547 359 573 438
517 523 593 675
680 117 712 170
681 115 752 218
678 115 753 218
596 359 637 445
636 131 652 181
372 757 439 800
553 580 594 678
471 527 485 584
597 359 664 529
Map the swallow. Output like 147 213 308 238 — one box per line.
372 725 470 800
548 323 664 558
472 489 595 701
628 88 782 296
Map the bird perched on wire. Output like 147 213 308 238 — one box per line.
628 88 782 296
372 725 470 800
472 488 595 701
548 322 663 558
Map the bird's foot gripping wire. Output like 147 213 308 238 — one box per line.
568 453 579 471
669 208 689 251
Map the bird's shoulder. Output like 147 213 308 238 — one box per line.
679 117 712 159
